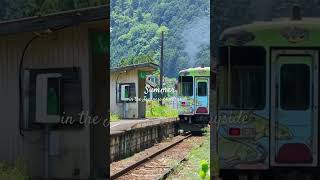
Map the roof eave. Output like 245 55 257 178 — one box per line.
110 63 159 73
0 5 108 36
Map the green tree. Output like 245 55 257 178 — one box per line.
2 0 106 20
111 0 210 77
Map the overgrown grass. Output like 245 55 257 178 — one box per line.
167 128 211 180
0 161 29 180
146 101 178 118
110 113 120 122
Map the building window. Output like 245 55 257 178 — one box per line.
119 83 136 102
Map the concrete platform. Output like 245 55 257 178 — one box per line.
110 118 178 135
110 118 178 162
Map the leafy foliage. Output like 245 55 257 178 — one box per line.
111 0 210 77
0 0 106 21
199 160 209 180
146 101 178 118
110 112 120 122
118 52 156 67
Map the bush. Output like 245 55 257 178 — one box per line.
146 101 178 118
110 113 120 122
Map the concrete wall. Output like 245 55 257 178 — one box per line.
0 21 105 179
110 121 176 162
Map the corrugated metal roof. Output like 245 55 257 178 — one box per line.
110 63 159 73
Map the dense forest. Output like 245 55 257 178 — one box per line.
0 0 106 20
110 0 210 77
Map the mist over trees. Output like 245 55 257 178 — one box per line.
111 0 210 77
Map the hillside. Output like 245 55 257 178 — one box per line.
111 0 210 77
0 0 106 20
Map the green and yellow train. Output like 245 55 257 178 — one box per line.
215 9 320 178
177 66 210 133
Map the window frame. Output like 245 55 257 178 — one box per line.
119 83 136 103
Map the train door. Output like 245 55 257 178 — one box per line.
195 77 209 114
271 50 318 167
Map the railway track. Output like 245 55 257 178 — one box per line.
110 133 200 180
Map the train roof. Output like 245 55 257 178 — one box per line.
221 18 320 37
179 67 210 76
220 18 320 46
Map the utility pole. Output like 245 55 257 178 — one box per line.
159 31 164 106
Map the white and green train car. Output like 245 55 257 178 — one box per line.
216 11 320 178
177 66 210 133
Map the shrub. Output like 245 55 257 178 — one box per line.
146 101 178 118
110 113 120 122
198 160 210 180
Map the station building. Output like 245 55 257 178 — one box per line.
110 63 158 119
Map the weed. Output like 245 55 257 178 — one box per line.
167 130 210 180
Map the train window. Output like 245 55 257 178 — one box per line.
280 64 310 110
179 76 193 96
231 66 265 109
198 82 207 96
219 46 266 110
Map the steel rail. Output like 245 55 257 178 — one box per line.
110 133 192 179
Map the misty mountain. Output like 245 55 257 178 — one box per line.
111 0 210 77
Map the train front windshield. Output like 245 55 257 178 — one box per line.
218 46 266 110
